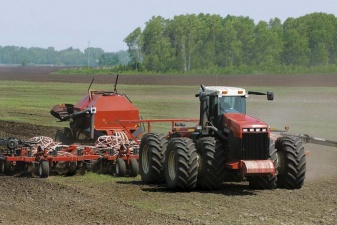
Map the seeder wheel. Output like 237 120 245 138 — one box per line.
115 158 126 177
0 160 5 174
129 158 139 177
38 161 50 178
0 161 12 175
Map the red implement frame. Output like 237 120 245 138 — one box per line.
117 118 199 144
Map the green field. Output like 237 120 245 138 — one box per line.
0 80 200 133
0 80 336 140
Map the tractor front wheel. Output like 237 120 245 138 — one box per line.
165 138 198 191
248 139 278 189
276 137 306 189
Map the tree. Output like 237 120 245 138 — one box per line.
253 20 283 68
282 18 310 66
220 18 242 67
84 47 104 67
228 16 255 66
124 27 143 70
98 52 120 66
142 16 174 72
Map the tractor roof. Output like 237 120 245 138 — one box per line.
203 86 246 97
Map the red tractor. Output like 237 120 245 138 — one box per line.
139 85 307 191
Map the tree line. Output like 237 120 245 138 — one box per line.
124 12 337 73
2 12 337 75
0 46 129 67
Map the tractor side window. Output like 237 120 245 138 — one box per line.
209 96 219 117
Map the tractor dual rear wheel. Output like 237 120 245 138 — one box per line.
196 137 225 190
165 137 198 191
139 133 168 184
276 137 306 189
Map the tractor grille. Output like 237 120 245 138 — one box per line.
241 133 269 160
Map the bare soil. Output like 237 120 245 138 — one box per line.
0 67 337 224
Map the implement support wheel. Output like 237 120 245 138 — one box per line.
116 158 126 177
0 160 5 174
129 158 139 177
39 160 49 178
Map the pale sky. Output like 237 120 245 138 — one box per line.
0 0 336 52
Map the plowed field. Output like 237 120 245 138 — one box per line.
0 67 336 224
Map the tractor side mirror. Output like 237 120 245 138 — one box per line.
267 91 274 101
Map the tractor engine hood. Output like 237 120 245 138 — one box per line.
223 113 269 138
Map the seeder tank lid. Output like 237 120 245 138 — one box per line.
203 86 246 96
74 93 139 113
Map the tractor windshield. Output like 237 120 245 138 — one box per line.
219 96 246 114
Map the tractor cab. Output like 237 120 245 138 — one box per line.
196 85 274 139
205 86 247 128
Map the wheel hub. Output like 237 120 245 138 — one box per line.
142 146 149 174
168 151 176 180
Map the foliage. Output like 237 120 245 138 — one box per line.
0 45 129 66
2 12 337 74
123 12 337 74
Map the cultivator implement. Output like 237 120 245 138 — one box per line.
270 127 337 148
280 133 337 148
0 117 199 178
0 132 140 178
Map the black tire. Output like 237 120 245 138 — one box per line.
129 158 139 177
139 133 168 184
276 137 306 189
39 160 49 178
55 127 74 145
196 137 225 190
116 158 127 177
248 139 278 189
0 160 5 174
165 138 198 191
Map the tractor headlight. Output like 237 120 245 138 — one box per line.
243 128 268 132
